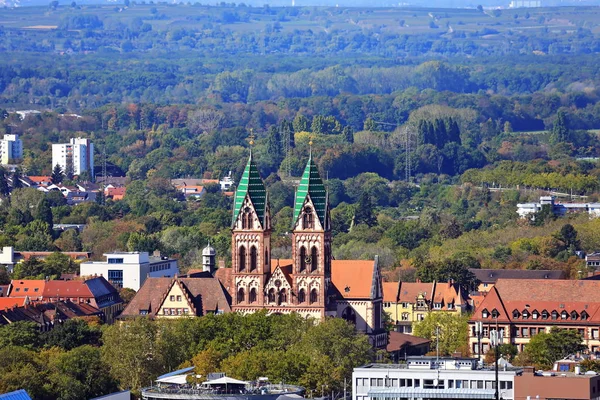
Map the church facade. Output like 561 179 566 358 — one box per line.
226 152 387 348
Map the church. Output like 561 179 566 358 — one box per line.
216 150 388 348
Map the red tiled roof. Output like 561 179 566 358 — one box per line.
43 280 93 298
9 280 46 297
331 260 376 299
105 187 126 196
398 282 434 302
0 297 26 309
28 176 52 183
471 279 600 323
387 331 431 352
383 282 400 303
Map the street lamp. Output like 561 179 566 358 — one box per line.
490 316 504 400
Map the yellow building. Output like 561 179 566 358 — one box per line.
383 281 469 333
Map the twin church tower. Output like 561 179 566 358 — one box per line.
227 149 387 347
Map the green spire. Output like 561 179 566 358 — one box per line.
232 153 267 228
293 153 328 228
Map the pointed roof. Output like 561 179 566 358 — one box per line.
232 153 267 228
293 154 328 227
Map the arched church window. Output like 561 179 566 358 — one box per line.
237 288 245 304
311 246 318 272
239 246 246 272
249 288 257 303
268 288 276 303
298 288 306 303
250 246 257 271
341 306 356 324
279 289 287 304
242 207 251 229
310 288 318 304
303 207 314 229
300 247 307 272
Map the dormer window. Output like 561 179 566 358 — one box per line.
512 310 520 319
542 310 549 320
571 311 578 320
552 310 558 320
434 302 443 309
561 311 568 320
491 309 499 318
522 310 529 320
532 310 539 320
582 311 589 320
482 309 489 318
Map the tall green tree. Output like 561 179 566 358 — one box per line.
413 313 470 356
36 197 53 228
51 164 64 184
0 168 9 196
517 328 585 369
353 192 376 227
549 110 570 145
11 168 22 190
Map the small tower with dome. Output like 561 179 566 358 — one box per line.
202 243 216 275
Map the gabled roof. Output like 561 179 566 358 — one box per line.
121 277 172 318
331 260 378 299
43 280 93 298
397 282 434 302
9 280 46 297
0 297 27 309
232 153 267 228
293 154 328 228
383 281 400 303
387 331 431 352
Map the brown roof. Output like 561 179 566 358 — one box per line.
121 275 231 318
387 331 431 352
43 280 93 298
27 176 52 183
0 300 102 327
470 269 566 284
433 281 466 307
398 282 434 302
121 277 172 318
214 268 233 294
383 282 400 303
472 279 600 323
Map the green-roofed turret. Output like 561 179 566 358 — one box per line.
293 153 329 229
232 152 268 229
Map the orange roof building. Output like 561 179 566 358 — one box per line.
214 152 387 349
469 279 600 355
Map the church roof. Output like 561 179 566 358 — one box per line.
331 260 378 300
294 154 328 227
232 153 267 228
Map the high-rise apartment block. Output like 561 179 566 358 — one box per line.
51 138 94 179
0 134 23 164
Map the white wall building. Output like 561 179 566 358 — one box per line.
51 137 95 179
0 134 23 164
353 357 522 400
517 196 600 219
80 252 179 291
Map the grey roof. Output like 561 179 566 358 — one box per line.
85 276 119 298
469 268 566 283
158 367 195 380
0 390 32 400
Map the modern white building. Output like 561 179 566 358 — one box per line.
517 196 600 219
0 134 23 164
51 137 94 179
80 252 179 291
353 357 522 400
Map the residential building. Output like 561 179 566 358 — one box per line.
469 269 566 292
104 186 126 201
51 137 94 179
120 272 231 318
386 331 431 362
79 251 178 291
219 171 234 191
218 152 387 348
175 185 206 200
586 252 600 269
517 196 600 219
0 301 103 329
469 279 600 354
514 368 600 400
0 134 23 164
353 357 522 400
383 281 469 333
7 276 123 323
0 246 91 273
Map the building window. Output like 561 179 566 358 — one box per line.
561 311 568 320
571 311 579 320
279 289 287 304
300 247 307 272
401 302 408 308
164 308 171 315
512 310 520 319
250 246 257 271
303 207 314 229
265 249 269 266
417 314 424 321
298 289 306 303
552 310 558 320
482 309 489 318
239 246 246 272
268 288 276 303
532 310 539 319
433 303 442 309
311 246 318 272
310 288 318 304
170 295 175 301
176 295 182 302
542 310 549 320
249 288 257 303
401 312 409 321
108 270 123 288
108 258 124 264
522 310 529 319
183 308 189 315
342 307 356 324
237 288 245 304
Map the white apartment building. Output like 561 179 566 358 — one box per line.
0 134 23 164
51 138 95 179
80 252 179 291
353 357 522 400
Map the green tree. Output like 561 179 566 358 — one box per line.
416 255 480 293
293 113 309 133
413 313 470 356
36 197 53 228
0 168 9 196
555 224 580 252
518 328 585 370
11 168 22 189
549 110 570 145
353 192 377 228
42 319 101 350
343 126 354 144
51 164 64 184
0 322 41 349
